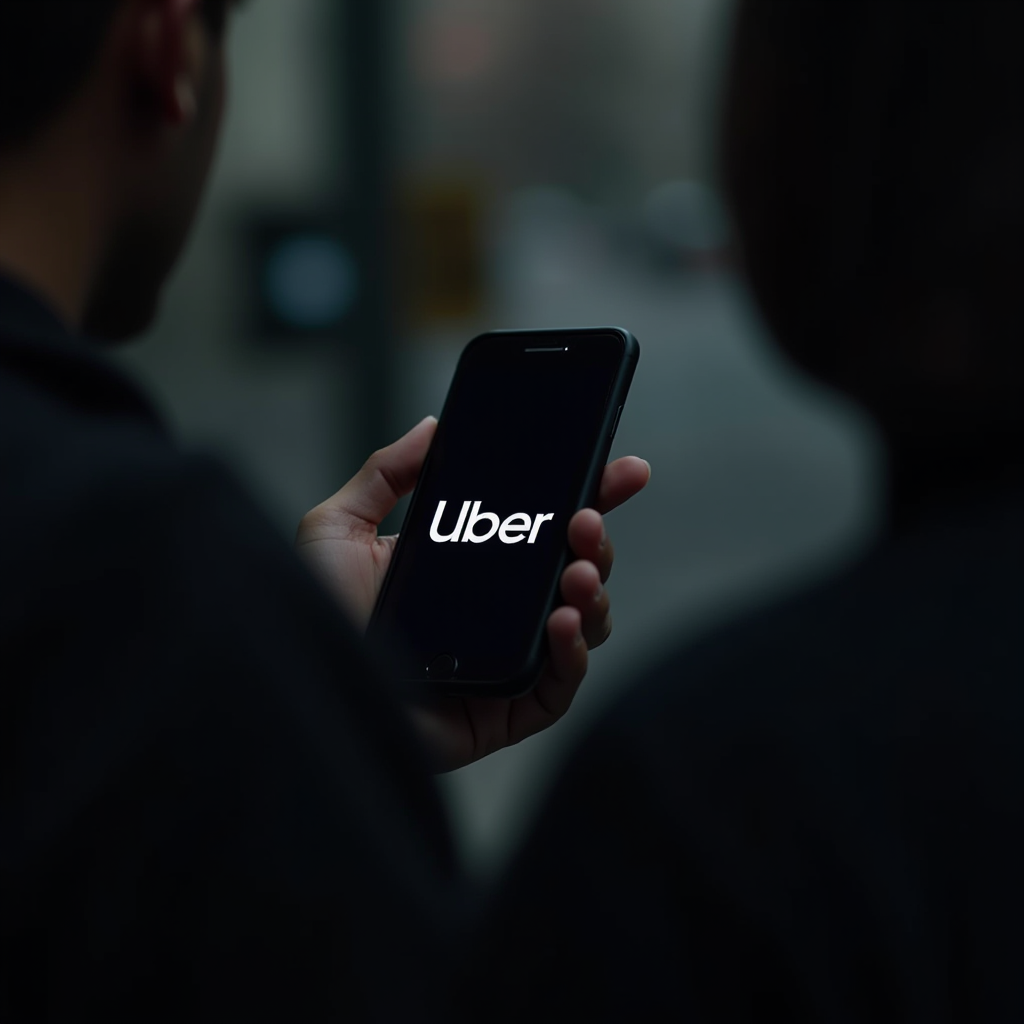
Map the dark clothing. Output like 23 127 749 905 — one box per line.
4 272 1023 1024
465 481 1024 1022
0 274 460 1022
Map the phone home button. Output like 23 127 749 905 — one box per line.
426 653 458 681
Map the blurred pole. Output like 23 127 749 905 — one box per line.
334 0 399 481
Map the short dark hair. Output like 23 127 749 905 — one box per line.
721 1 1023 424
0 0 230 150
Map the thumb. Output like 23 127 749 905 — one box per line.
322 415 437 529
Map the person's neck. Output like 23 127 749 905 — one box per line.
0 128 111 331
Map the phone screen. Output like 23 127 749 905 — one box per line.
370 330 629 687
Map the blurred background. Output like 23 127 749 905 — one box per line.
114 0 882 876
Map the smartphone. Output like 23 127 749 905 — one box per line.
367 327 639 697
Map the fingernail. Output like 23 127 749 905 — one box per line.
642 459 652 476
593 582 603 602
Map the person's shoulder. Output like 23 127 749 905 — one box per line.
0 351 222 557
0 337 312 649
0 331 451 811
0 323 177 499
610 484 1024 760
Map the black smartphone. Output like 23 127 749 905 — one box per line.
367 327 639 697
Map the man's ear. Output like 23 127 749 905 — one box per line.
127 0 208 128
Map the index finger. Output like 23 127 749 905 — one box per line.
595 456 651 514
311 416 437 533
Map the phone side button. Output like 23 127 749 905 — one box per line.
609 405 623 441
426 653 458 680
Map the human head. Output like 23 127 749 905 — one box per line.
0 0 236 339
720 1 1023 454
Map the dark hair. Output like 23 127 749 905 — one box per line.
721 1 1023 426
0 0 230 150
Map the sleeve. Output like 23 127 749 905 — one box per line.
2 452 462 1023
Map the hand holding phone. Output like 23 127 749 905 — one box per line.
298 432 649 772
297 333 648 769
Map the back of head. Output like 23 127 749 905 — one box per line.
0 1 232 340
0 2 119 151
0 1 230 151
721 1 1023 457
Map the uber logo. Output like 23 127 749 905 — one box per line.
429 500 554 544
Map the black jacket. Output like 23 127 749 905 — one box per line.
0 273 460 1022
465 474 1024 1022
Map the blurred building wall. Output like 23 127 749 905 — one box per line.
404 0 726 195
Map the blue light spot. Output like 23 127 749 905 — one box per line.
264 235 358 329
